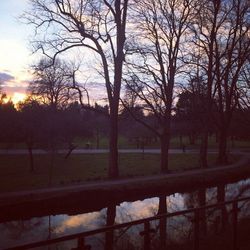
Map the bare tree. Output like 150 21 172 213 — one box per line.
124 0 197 172
24 0 129 178
29 58 78 110
239 59 250 108
189 0 222 168
191 0 250 165
214 0 250 164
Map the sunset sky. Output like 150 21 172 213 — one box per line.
0 0 107 105
0 0 35 104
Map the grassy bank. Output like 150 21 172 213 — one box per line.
0 153 239 193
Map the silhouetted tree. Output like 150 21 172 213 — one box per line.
29 58 78 110
175 79 206 146
189 0 222 168
191 0 250 166
19 99 45 172
119 105 156 147
25 0 129 178
0 101 22 148
212 0 250 164
125 0 197 172
59 103 93 157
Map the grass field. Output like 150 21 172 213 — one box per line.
74 136 250 149
1 136 250 150
0 153 239 192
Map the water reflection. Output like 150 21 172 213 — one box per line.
217 184 228 229
105 204 116 250
1 178 250 249
158 195 167 249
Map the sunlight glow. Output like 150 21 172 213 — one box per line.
11 92 26 105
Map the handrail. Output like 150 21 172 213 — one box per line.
4 195 250 250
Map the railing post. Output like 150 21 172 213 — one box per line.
194 210 200 250
78 237 85 248
232 201 238 250
71 237 91 250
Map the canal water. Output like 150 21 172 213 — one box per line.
1 177 250 249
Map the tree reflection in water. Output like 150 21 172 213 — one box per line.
105 204 116 250
2 179 250 249
158 195 167 249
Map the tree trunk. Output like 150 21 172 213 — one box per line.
160 133 170 173
231 135 235 148
48 148 55 187
179 135 183 148
199 131 208 168
217 128 228 165
96 128 100 149
189 132 196 145
106 2 127 179
215 132 218 143
108 109 119 178
27 144 34 173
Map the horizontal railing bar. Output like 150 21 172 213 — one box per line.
4 195 250 250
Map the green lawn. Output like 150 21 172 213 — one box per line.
62 135 250 150
1 135 250 150
0 153 239 192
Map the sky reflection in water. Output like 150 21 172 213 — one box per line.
1 178 250 249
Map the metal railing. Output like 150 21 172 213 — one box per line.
4 196 250 250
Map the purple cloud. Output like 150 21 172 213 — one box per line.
0 72 15 82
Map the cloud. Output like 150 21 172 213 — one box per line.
3 86 27 93
0 75 28 97
0 72 15 82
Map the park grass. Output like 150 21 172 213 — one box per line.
1 135 250 150
0 153 240 193
51 135 250 150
